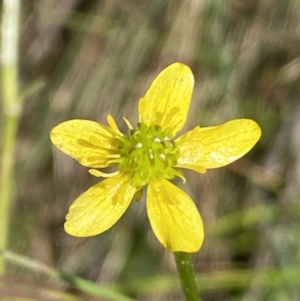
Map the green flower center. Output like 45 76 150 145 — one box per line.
118 123 180 188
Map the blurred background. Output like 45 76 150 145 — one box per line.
1 0 300 300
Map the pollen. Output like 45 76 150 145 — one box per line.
118 122 180 188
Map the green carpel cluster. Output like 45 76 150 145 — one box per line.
118 123 179 188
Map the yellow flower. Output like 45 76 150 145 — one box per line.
50 63 261 252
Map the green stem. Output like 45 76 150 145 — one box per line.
0 0 21 273
173 252 201 301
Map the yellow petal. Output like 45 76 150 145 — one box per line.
176 119 261 171
139 63 194 135
147 180 204 252
64 174 137 237
50 119 121 168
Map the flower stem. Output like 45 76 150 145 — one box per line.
173 252 201 301
0 0 20 273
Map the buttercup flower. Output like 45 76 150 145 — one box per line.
50 63 261 252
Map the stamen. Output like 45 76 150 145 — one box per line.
107 154 121 158
107 115 122 135
88 169 119 178
123 117 134 130
135 142 143 149
174 169 186 183
159 153 166 161
149 149 154 161
107 159 121 165
134 189 143 202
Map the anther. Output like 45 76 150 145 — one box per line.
134 142 143 149
159 153 167 161
154 125 161 131
153 137 161 143
148 149 155 167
